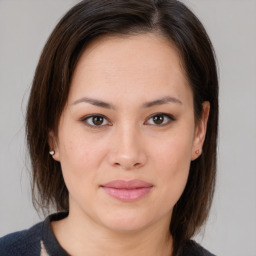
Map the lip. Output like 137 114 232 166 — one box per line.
100 179 153 202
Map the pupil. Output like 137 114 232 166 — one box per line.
153 115 164 124
93 116 103 125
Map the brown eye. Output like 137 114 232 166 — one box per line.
146 113 175 126
152 115 165 125
82 115 109 128
92 116 104 125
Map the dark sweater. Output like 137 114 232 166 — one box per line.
0 212 215 256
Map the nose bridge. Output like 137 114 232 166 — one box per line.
119 124 139 154
108 121 147 169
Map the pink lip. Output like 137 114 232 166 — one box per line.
100 179 153 202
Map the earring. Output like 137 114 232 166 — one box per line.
49 150 55 156
195 149 200 154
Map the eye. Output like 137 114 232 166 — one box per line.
81 114 110 128
145 113 175 126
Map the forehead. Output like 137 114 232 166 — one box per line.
73 33 185 78
68 33 191 105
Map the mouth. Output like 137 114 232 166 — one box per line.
100 179 154 202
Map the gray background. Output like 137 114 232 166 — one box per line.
0 0 255 255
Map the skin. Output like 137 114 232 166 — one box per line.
49 33 209 256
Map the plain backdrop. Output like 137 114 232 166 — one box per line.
0 0 255 255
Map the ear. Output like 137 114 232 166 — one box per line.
191 101 210 161
48 131 60 161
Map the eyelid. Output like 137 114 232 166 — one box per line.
80 112 176 128
80 114 112 128
144 112 176 126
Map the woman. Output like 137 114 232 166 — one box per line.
0 0 218 255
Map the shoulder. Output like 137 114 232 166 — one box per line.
180 240 216 256
0 221 43 256
0 212 69 256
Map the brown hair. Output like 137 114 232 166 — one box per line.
26 0 218 255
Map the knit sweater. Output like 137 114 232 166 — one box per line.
0 212 215 256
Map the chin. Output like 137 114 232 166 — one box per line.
96 208 162 234
104 220 151 234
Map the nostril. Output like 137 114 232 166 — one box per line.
108 150 147 170
113 161 142 170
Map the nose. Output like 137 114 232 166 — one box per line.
107 125 147 170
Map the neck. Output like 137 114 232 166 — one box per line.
52 210 173 256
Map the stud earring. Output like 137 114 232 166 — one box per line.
195 149 200 154
49 150 55 156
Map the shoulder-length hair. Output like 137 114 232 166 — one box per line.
26 0 218 255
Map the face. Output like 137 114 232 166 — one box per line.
50 33 209 233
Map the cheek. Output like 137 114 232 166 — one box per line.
153 130 193 169
59 125 107 166
57 130 106 190
58 140 103 209
150 132 193 203
58 129 121 201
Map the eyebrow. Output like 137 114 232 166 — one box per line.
142 96 182 108
72 96 182 109
72 97 114 109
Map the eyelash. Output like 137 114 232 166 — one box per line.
81 113 176 129
81 114 111 129
145 113 176 126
